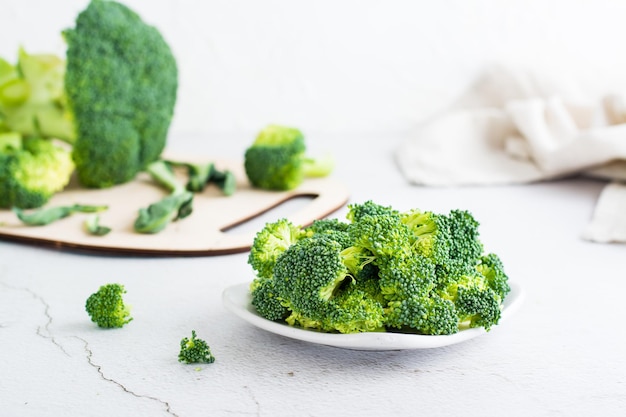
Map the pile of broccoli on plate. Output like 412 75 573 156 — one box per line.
248 200 511 335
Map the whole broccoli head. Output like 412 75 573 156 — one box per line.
244 124 334 190
64 0 178 188
85 283 132 328
178 330 215 364
0 134 74 209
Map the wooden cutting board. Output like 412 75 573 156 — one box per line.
0 157 349 256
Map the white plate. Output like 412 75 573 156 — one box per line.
222 281 524 351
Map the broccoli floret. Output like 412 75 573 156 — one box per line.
250 278 289 321
345 200 400 223
322 284 385 333
376 254 435 301
133 160 193 234
446 209 484 263
0 135 74 209
273 236 351 324
178 330 215 364
244 125 334 190
477 253 511 300
85 283 132 328
385 295 459 335
64 0 178 188
437 274 502 331
248 218 307 279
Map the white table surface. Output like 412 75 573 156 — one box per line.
1 133 624 417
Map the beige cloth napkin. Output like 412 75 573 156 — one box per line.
395 65 626 243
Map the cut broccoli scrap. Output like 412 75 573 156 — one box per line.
85 283 132 329
178 330 215 364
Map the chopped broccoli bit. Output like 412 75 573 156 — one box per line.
84 214 112 236
133 160 193 234
13 203 108 226
0 135 74 209
248 200 511 335
165 160 236 196
85 283 132 328
178 330 215 364
244 124 334 191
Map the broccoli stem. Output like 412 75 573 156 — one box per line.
301 153 335 178
133 160 193 234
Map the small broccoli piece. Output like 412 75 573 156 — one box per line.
84 214 112 236
178 330 215 364
273 236 351 325
64 0 178 187
14 203 108 226
250 278 289 321
0 135 74 209
244 124 334 190
437 274 502 331
376 254 435 301
248 218 306 279
446 209 484 263
345 200 400 223
85 283 132 328
165 160 237 196
322 284 385 333
385 295 459 335
477 253 511 300
210 168 237 196
134 160 193 234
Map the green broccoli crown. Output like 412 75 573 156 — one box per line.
273 236 350 323
248 218 306 279
477 253 511 300
437 274 502 331
385 295 459 335
64 0 178 188
345 200 399 223
178 330 215 364
0 135 75 209
85 283 132 328
244 124 333 190
348 213 414 258
401 209 452 262
322 285 385 334
250 278 289 321
446 210 484 262
377 254 435 301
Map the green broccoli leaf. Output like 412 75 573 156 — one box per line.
13 203 108 226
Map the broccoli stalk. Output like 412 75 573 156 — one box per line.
178 330 215 364
85 283 132 328
244 124 334 191
166 160 237 196
133 160 193 234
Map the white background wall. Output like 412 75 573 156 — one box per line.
2 0 626 137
